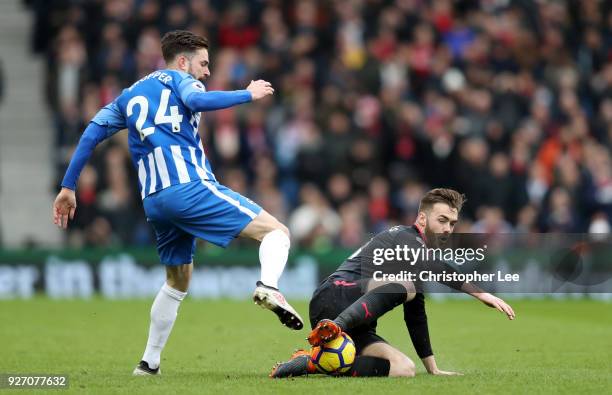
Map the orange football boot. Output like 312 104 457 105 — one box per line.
307 319 342 347
269 349 316 378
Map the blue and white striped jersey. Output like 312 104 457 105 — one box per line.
93 70 220 199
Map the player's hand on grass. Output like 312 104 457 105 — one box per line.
478 293 515 320
422 356 463 376
430 369 463 376
247 79 274 100
53 187 76 229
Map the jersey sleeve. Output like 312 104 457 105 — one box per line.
177 75 207 103
60 101 126 190
91 101 126 137
177 75 252 112
403 293 433 358
60 121 116 190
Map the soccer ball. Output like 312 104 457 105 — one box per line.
311 332 356 375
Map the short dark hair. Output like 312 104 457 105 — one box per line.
419 188 466 213
161 30 209 63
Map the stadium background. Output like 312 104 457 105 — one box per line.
7 0 612 248
0 0 610 296
0 1 610 393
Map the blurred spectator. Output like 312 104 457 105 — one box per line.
515 205 539 234
368 177 392 232
539 187 579 233
326 172 352 209
471 206 513 234
337 198 367 248
289 184 341 249
29 0 612 247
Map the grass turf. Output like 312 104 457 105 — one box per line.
0 298 610 394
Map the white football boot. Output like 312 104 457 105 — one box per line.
253 281 304 330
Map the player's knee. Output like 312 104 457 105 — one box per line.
389 356 416 377
262 220 290 239
276 223 290 239
247 211 290 241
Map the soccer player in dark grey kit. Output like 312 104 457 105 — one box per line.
271 188 515 378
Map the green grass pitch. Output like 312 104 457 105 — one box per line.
1 298 610 394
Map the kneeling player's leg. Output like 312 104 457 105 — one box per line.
269 349 316 378
359 342 416 377
139 264 191 373
334 279 415 329
309 280 415 346
239 210 290 289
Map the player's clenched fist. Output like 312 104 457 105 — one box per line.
246 79 274 100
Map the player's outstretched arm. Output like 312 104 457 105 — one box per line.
404 294 462 376
181 79 274 112
461 282 516 320
428 259 516 320
52 120 118 229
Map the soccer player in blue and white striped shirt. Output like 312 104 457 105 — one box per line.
52 30 304 376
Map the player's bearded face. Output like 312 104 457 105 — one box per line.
186 48 210 84
420 203 459 247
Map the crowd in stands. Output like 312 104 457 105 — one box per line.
26 0 612 249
